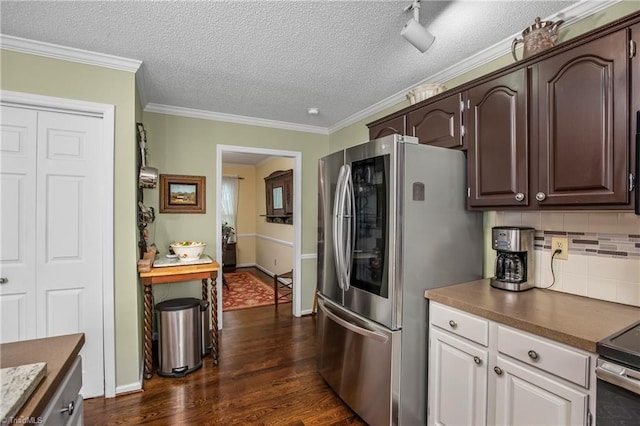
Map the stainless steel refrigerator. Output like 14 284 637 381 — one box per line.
316 134 483 426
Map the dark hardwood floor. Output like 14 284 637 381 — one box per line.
84 269 365 425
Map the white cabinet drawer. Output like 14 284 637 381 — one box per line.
430 302 489 346
41 355 83 426
497 326 590 388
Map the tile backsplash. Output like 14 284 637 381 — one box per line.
487 211 640 307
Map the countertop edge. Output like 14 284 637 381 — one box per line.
0 333 85 421
425 280 640 354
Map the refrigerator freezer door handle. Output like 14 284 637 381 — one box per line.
318 299 388 343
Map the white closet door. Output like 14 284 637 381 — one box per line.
0 106 38 343
35 111 104 398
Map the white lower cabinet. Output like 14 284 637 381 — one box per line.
429 328 488 426
428 302 595 426
494 355 588 426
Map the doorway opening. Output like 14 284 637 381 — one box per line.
215 145 302 329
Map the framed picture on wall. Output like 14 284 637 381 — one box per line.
159 174 206 213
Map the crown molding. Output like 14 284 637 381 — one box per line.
0 34 141 73
329 0 622 134
144 103 330 135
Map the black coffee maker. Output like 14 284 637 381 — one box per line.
491 226 535 291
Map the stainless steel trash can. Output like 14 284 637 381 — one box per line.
156 298 202 377
200 300 212 356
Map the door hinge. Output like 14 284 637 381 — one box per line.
467 187 471 198
460 100 465 112
630 173 635 192
461 125 466 137
587 409 592 426
630 40 637 59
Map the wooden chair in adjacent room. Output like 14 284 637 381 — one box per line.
273 270 293 310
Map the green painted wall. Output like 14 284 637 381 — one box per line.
141 112 329 310
0 50 141 388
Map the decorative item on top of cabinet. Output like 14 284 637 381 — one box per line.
406 83 446 105
264 169 293 224
407 93 463 149
511 16 564 62
368 114 406 140
532 28 630 206
466 69 528 208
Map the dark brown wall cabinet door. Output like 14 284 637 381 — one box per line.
534 29 629 206
407 94 463 148
369 115 406 140
466 69 528 208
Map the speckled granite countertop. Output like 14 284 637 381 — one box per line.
424 279 640 353
0 334 84 422
1 362 47 423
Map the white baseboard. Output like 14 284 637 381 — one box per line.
255 264 275 277
114 356 144 395
234 263 275 277
235 262 256 268
115 379 142 395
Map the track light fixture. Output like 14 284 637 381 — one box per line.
401 0 435 53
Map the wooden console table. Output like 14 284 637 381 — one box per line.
139 260 220 380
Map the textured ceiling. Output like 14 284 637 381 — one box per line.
1 0 586 131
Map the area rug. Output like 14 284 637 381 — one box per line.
222 271 287 311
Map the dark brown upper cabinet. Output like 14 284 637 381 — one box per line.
466 69 529 208
368 115 406 140
366 11 639 210
532 29 629 206
407 93 463 149
264 169 293 224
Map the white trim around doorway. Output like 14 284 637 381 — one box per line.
216 144 302 327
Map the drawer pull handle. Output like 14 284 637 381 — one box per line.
494 366 503 376
60 400 75 416
448 320 457 329
535 192 546 202
528 350 539 360
515 192 525 202
473 356 482 365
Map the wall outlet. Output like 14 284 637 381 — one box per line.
551 237 569 260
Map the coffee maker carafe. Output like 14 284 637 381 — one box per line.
491 226 535 292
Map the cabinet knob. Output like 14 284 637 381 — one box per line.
448 320 457 329
60 400 75 416
473 356 482 365
528 350 539 360
493 366 503 376
0 277 7 284
535 192 546 201
514 192 525 202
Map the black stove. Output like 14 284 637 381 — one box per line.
597 320 640 369
596 320 640 426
